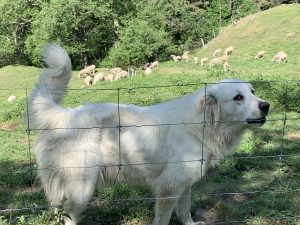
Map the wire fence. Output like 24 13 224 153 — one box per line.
0 79 300 224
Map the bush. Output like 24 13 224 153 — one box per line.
102 19 174 68
26 0 115 68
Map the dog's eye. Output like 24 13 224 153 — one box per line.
251 89 255 95
233 94 244 101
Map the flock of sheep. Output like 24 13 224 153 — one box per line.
4 32 290 103
78 66 132 86
170 46 233 72
77 60 160 86
170 46 288 73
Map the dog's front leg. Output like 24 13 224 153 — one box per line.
175 186 207 225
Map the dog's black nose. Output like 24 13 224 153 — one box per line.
259 101 270 115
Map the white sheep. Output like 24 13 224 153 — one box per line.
114 73 122 81
224 46 234 56
149 61 159 69
286 32 295 39
109 67 122 74
272 51 288 63
181 51 189 62
84 76 93 86
92 73 105 85
143 63 150 70
78 65 96 78
223 62 229 72
200 57 209 67
104 74 114 82
144 67 152 76
170 55 179 62
7 95 16 103
213 48 222 57
255 50 265 59
209 54 229 67
117 70 129 78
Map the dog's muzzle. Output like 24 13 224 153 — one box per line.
247 101 270 125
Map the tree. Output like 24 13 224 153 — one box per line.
0 0 43 66
102 19 174 68
26 0 115 68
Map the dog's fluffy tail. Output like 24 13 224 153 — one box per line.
28 44 72 129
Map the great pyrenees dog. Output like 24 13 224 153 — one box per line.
28 45 269 225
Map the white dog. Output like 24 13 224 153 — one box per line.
29 45 269 225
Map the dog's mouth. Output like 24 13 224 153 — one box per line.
247 117 266 125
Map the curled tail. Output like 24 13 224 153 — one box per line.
28 44 72 129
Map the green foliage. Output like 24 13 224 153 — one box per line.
0 0 261 68
102 19 173 67
0 0 42 66
256 0 300 10
26 0 115 68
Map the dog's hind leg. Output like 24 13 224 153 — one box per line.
62 168 99 225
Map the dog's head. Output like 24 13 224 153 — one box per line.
199 79 270 127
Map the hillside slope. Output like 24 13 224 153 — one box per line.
157 4 300 81
0 4 299 110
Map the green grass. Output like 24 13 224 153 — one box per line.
0 4 300 225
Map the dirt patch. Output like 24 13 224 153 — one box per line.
286 132 300 140
0 122 19 130
194 207 218 224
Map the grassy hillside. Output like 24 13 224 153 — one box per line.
0 4 299 225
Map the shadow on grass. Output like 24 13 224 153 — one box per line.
190 119 300 224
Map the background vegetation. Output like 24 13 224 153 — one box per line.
0 2 299 225
1 0 298 69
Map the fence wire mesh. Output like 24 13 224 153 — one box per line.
0 79 300 225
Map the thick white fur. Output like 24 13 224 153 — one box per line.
29 45 269 225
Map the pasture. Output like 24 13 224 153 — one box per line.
0 4 300 225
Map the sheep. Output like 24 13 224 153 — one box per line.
170 55 179 62
104 74 114 82
200 57 209 67
209 54 229 67
149 61 159 69
194 57 199 64
255 50 265 59
272 51 288 63
143 63 151 70
224 46 234 56
117 70 129 78
213 48 222 57
7 95 16 103
84 75 93 86
92 73 105 85
109 67 122 74
223 62 229 73
114 73 122 81
176 55 182 61
181 51 189 62
286 32 295 39
78 65 96 78
144 67 152 76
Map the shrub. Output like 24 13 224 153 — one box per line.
102 19 174 68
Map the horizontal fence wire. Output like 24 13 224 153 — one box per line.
0 79 300 224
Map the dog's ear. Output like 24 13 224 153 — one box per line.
198 94 220 127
